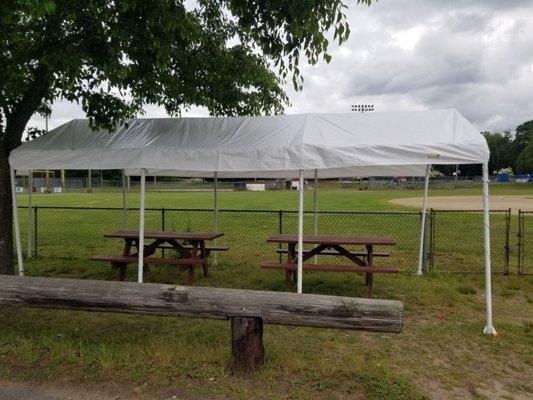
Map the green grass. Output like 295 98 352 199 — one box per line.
15 182 533 210
2 262 532 399
2 183 533 399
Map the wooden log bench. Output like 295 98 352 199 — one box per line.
0 276 403 376
90 255 208 281
261 262 399 298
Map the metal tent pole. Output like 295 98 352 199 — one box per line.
122 170 128 229
313 169 318 265
10 167 24 276
213 171 219 266
482 163 496 335
27 170 33 258
137 168 146 283
297 170 304 294
416 165 430 275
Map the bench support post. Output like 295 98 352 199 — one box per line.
230 316 265 376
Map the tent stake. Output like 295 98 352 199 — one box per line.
417 165 430 275
10 167 24 276
482 163 496 335
138 168 146 283
297 170 304 294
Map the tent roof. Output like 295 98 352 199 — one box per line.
9 109 489 178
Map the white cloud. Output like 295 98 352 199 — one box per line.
31 0 533 133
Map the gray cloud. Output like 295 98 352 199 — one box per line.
287 0 533 132
31 0 533 133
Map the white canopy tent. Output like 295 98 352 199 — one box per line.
9 109 496 334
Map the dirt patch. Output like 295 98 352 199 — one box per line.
389 195 533 214
0 380 134 400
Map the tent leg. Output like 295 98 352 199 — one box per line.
27 170 33 258
416 165 430 275
122 170 128 229
138 168 146 283
482 163 496 335
297 170 304 294
10 167 24 276
213 172 219 266
313 169 318 265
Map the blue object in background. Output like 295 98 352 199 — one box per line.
497 173 510 182
516 173 533 183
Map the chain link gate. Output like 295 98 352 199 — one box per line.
518 210 533 275
429 209 511 274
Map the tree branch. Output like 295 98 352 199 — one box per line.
4 63 50 152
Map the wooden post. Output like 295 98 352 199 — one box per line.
230 316 265 376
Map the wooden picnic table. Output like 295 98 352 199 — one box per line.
92 230 224 281
262 234 398 297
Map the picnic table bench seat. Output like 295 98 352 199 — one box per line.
91 254 209 281
91 255 208 265
261 262 399 274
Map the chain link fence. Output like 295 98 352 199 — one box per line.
518 211 533 275
17 206 422 271
15 206 524 274
428 209 511 274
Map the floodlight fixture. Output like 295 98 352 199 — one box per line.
351 104 374 113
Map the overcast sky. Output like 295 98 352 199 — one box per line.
29 0 533 133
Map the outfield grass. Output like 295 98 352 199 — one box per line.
15 182 533 210
1 183 532 399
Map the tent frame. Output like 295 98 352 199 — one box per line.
10 163 497 334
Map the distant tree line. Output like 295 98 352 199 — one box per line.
436 119 533 177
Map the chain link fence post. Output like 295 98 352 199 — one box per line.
33 206 38 258
518 210 524 275
161 207 166 258
429 208 435 271
278 209 283 263
422 211 430 273
504 208 511 275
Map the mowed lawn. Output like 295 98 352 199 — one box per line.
15 181 533 210
1 183 532 399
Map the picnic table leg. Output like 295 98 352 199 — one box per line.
112 238 134 281
365 245 374 298
112 262 127 281
286 243 296 289
200 240 209 278
188 242 199 283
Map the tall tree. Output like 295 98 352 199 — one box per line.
515 120 533 173
483 130 514 174
0 0 372 273
516 141 533 173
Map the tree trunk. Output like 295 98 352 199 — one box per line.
0 147 14 274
